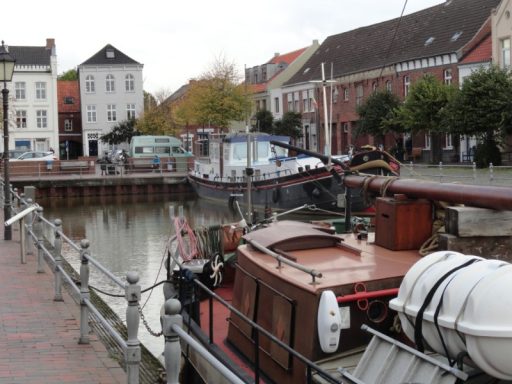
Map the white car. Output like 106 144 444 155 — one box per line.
12 151 57 161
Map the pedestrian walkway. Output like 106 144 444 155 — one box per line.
0 209 127 383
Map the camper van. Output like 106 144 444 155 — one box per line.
129 136 192 158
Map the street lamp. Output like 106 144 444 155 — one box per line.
0 41 15 240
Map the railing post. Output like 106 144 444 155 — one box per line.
489 163 494 184
53 219 63 302
35 206 45 273
163 299 182 384
79 239 90 344
125 271 141 384
472 162 477 182
438 161 443 182
25 198 34 255
19 194 27 264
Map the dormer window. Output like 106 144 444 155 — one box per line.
106 48 115 59
425 37 435 46
451 31 463 42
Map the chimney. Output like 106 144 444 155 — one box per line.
46 38 55 49
274 52 280 58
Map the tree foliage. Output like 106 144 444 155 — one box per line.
356 90 401 136
58 69 78 81
136 89 180 136
174 57 251 129
253 110 274 133
390 74 455 163
100 119 140 145
445 66 512 166
273 112 303 140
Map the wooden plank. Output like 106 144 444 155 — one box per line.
445 206 512 237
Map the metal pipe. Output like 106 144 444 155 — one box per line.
344 174 512 211
337 288 399 303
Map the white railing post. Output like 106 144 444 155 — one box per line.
489 163 494 184
79 239 90 344
25 198 34 255
35 206 45 273
19 194 27 264
162 299 182 384
125 271 141 384
438 161 443 182
472 162 477 182
53 219 63 302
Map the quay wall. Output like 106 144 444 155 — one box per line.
10 176 193 199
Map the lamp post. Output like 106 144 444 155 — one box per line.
0 41 15 240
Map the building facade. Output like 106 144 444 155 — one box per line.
57 80 82 159
78 44 144 157
4 39 59 156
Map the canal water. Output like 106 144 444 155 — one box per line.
42 194 242 360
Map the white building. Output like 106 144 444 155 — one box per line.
78 44 143 157
4 39 59 156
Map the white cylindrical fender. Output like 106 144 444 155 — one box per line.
317 290 342 353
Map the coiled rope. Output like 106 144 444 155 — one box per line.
174 217 198 261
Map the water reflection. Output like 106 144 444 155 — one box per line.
43 194 239 359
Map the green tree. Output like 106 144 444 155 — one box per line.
58 69 78 80
391 74 455 163
446 66 512 167
175 57 251 130
273 112 303 142
100 119 140 145
136 89 179 135
356 90 401 145
253 110 274 133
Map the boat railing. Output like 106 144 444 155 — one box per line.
5 187 147 383
245 238 323 284
211 169 293 183
178 272 348 384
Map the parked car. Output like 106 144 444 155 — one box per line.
12 151 57 161
0 150 27 159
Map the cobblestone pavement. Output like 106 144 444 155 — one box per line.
0 210 127 384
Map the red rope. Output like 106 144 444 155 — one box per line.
174 217 198 261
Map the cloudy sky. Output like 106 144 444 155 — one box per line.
3 0 443 95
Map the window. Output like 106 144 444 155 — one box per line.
287 94 293 111
501 38 511 68
444 69 452 85
425 133 431 149
64 119 73 131
404 76 410 97
125 74 135 91
107 104 117 122
15 82 26 100
106 74 115 92
36 110 47 128
64 96 74 104
355 84 363 106
127 104 136 119
445 134 453 149
332 87 339 103
386 80 392 92
308 89 314 111
343 87 349 101
274 97 280 113
294 92 299 112
16 110 27 128
87 105 97 123
372 82 378 92
35 82 47 100
85 75 95 93
343 122 349 133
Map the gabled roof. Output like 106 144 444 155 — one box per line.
80 44 141 66
285 0 501 85
8 46 51 66
268 47 307 65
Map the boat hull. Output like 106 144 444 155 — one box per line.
188 166 369 215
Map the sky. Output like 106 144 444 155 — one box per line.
3 0 444 96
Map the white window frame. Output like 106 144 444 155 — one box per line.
125 74 135 92
107 104 117 122
87 105 97 123
343 87 349 101
64 119 73 131
15 82 26 100
404 76 410 97
126 104 136 119
372 82 378 93
501 38 511 68
16 110 27 128
444 69 452 85
274 97 280 113
308 89 314 111
106 74 115 93
424 133 431 150
444 134 453 149
35 82 47 100
85 75 95 93
287 93 293 111
386 80 392 93
355 84 363 106
36 110 48 128
294 92 299 112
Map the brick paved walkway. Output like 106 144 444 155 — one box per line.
0 210 127 383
